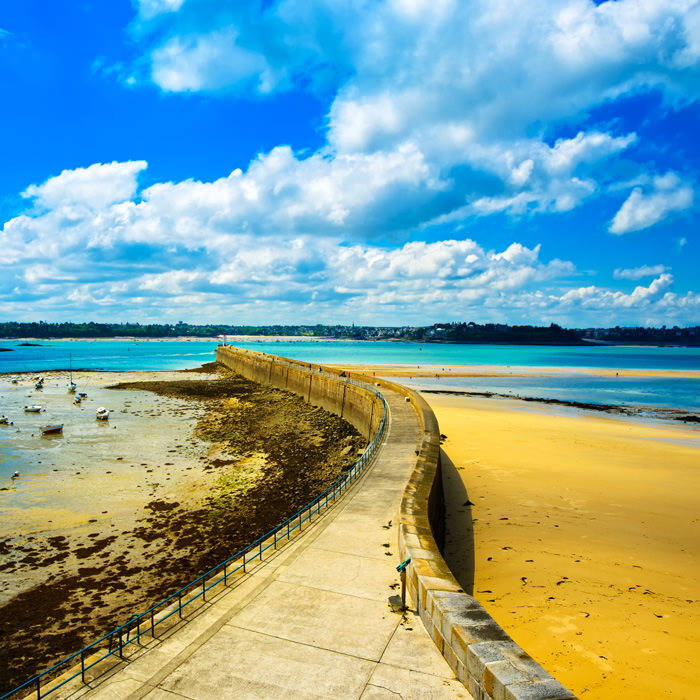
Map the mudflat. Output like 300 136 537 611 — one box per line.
0 363 366 694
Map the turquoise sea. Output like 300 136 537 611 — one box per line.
1 338 699 411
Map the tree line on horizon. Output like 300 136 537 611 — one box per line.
0 321 698 346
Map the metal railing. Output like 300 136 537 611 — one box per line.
2 378 388 700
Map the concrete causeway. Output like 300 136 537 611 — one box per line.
55 385 474 700
13 347 575 700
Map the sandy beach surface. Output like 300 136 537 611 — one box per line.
426 389 699 699
0 364 365 694
336 363 699 698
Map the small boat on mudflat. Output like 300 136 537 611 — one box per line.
40 424 63 435
67 353 76 393
0 415 11 425
96 407 109 420
24 405 42 413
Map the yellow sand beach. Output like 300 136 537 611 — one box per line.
340 363 699 698
427 390 700 699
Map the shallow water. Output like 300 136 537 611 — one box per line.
2 338 700 373
0 339 218 373
3 338 699 411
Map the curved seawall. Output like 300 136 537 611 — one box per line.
217 346 577 700
216 345 384 440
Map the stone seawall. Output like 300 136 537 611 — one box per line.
216 345 383 439
216 346 577 700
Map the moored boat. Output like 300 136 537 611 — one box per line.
24 405 43 413
40 424 63 435
0 415 11 425
67 353 76 392
96 407 109 420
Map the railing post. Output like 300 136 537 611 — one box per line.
118 628 124 659
151 609 155 638
179 591 182 618
81 649 85 684
203 576 206 602
224 561 228 585
243 551 246 573
36 676 40 699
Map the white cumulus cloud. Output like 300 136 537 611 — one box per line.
22 161 147 211
613 264 670 280
561 273 674 310
119 0 700 235
609 172 694 234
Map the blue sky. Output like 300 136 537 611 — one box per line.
1 0 698 328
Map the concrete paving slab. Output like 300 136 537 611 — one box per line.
157 626 376 700
379 610 456 676
275 547 402 602
119 650 177 684
140 690 184 700
69 677 145 700
309 512 399 560
228 579 400 660
357 687 398 700
362 663 475 700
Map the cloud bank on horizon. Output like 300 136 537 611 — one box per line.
1 0 698 327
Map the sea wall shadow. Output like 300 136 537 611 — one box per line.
439 448 475 595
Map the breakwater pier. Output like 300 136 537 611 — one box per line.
7 347 575 700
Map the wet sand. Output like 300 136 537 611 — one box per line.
1 368 217 549
427 391 700 699
336 362 700 379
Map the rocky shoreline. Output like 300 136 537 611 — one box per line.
0 363 366 694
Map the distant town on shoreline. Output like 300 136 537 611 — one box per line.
0 321 699 347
